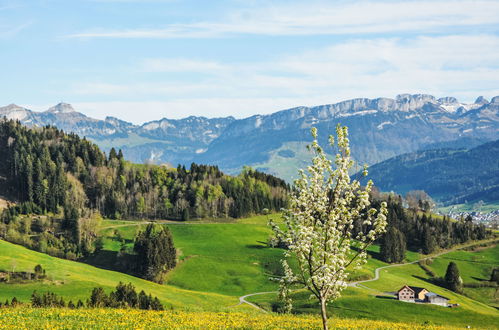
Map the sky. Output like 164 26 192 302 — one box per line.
1 0 498 124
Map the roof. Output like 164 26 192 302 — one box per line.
408 286 428 295
425 292 449 300
397 285 428 294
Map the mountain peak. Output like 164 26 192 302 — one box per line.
46 103 75 114
438 97 459 104
0 104 25 111
474 96 489 105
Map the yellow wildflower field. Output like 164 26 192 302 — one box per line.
0 308 458 329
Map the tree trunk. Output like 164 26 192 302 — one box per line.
320 298 329 330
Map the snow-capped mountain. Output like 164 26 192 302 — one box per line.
1 94 498 181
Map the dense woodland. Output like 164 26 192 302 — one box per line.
378 197 489 263
0 119 288 259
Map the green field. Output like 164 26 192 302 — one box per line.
248 242 499 328
95 216 401 295
0 240 247 312
1 213 498 328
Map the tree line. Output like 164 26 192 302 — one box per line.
4 282 164 310
378 196 489 263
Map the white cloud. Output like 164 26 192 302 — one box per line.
66 0 499 38
58 34 499 123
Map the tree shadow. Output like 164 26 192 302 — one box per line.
375 295 397 300
351 245 381 260
246 241 269 249
412 275 445 287
471 276 489 282
81 250 137 276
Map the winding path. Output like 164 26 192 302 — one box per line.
97 220 496 312
236 238 498 311
236 292 277 313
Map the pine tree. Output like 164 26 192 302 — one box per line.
380 226 406 263
133 224 176 282
445 261 463 293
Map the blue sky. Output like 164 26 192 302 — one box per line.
1 0 498 123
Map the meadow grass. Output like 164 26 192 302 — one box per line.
96 214 389 296
0 240 244 311
1 213 497 328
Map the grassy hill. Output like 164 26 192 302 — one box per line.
249 243 499 328
86 215 498 328
0 239 245 312
1 214 498 328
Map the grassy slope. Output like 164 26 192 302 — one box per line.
249 243 499 328
97 216 283 297
0 240 246 312
96 215 394 296
2 213 498 328
424 244 499 308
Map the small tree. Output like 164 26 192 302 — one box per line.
490 268 499 284
269 125 387 330
445 261 463 293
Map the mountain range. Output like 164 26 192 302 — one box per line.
1 94 498 182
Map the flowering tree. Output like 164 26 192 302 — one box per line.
269 125 387 330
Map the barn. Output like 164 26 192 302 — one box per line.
425 292 450 307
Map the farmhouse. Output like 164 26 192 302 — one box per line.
396 285 450 307
397 285 429 302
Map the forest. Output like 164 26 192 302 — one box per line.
0 119 288 259
378 197 489 263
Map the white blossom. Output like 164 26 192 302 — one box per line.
269 125 387 330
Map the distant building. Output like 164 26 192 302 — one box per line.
396 285 451 307
397 285 429 302
424 292 450 306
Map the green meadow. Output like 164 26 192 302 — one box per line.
0 240 247 312
1 213 498 328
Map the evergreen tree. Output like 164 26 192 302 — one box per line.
422 225 436 254
445 261 463 293
88 287 108 307
133 224 176 282
490 268 499 284
380 226 406 263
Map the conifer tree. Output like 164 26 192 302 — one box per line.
445 261 463 293
380 225 406 263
